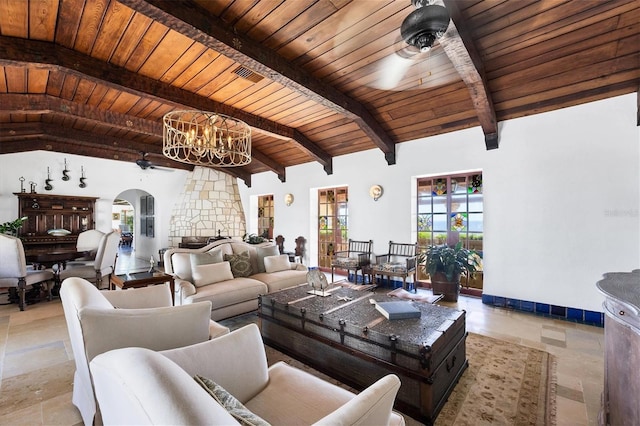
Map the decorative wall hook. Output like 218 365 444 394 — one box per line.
79 166 87 188
62 158 70 181
29 181 37 194
45 167 53 191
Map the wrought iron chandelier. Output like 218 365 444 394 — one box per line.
162 110 251 167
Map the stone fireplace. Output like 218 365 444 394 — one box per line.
168 166 246 248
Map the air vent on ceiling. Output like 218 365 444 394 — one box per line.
233 65 264 83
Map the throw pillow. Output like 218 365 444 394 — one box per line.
194 375 271 426
192 261 234 287
256 245 280 273
224 251 253 277
190 250 224 268
263 254 291 273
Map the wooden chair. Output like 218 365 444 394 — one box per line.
371 241 418 291
331 239 373 284
0 234 55 310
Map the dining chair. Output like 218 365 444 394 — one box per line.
58 231 120 289
66 229 105 267
0 234 55 310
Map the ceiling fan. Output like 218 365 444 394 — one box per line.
369 0 452 91
135 152 172 171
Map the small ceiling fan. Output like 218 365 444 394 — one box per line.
135 152 172 171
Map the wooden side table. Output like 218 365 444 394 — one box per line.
110 270 175 305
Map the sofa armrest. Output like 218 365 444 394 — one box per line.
102 283 172 308
175 278 196 304
312 374 402 426
292 263 308 271
209 320 230 339
161 324 269 403
79 301 213 362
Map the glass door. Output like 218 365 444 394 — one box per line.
317 187 348 269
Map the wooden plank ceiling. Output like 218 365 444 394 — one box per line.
0 0 638 186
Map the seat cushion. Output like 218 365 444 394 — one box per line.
187 278 267 311
251 270 308 293
373 262 407 273
333 257 361 268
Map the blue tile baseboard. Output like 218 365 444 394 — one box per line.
482 293 604 327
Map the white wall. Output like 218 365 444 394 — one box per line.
239 94 640 312
0 152 189 262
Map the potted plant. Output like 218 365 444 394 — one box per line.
422 242 482 302
0 217 28 237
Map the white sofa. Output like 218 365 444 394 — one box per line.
60 277 230 426
164 239 309 320
90 323 405 425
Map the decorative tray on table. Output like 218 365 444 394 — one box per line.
47 229 71 237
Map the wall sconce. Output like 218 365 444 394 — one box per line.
284 193 294 206
369 185 383 201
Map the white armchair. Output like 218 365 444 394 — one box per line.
0 234 54 310
59 231 119 288
66 229 105 266
60 277 229 426
90 323 405 425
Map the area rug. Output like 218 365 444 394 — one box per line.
223 315 557 426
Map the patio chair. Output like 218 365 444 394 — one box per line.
371 241 418 291
331 239 373 284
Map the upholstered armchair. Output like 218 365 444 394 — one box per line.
60 276 229 426
0 234 54 310
58 231 119 288
331 239 373 284
371 241 418 291
66 229 105 267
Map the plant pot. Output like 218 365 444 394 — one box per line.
431 272 461 302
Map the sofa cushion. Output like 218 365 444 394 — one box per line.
192 261 234 287
263 255 291 273
256 245 280 273
190 250 224 268
188 278 268 311
224 252 253 278
251 270 308 293
194 375 270 426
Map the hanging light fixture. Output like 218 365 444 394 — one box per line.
162 110 251 167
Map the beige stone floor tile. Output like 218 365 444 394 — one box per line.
5 316 68 352
541 325 567 342
42 392 83 425
0 401 44 425
3 340 69 378
556 395 589 426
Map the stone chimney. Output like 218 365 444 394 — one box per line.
168 166 246 247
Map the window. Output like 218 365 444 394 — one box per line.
317 187 348 269
257 195 274 239
417 172 483 281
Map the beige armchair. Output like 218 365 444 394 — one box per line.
67 229 105 266
60 277 229 426
0 234 54 310
58 230 119 288
90 323 404 425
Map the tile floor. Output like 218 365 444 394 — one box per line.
0 250 604 425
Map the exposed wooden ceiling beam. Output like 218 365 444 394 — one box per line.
0 36 332 175
119 0 396 165
0 94 161 136
0 94 288 181
441 0 499 150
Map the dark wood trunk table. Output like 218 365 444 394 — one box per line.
258 284 467 424
110 270 175 304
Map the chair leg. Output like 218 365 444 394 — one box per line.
331 267 335 283
18 277 26 311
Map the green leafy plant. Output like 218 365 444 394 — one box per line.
422 242 482 282
243 233 267 244
0 217 28 236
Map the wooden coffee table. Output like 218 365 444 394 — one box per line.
258 283 467 424
110 270 175 304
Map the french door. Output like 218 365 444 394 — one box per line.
317 187 348 269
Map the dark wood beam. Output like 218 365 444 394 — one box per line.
637 84 639 126
0 94 161 136
442 0 499 150
251 149 286 183
119 0 396 165
0 36 333 174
